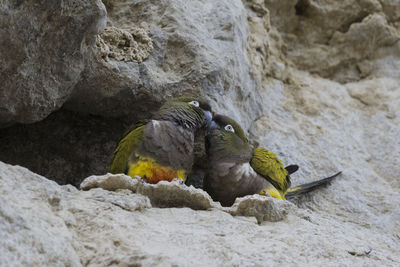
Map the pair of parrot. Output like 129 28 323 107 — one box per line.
109 97 340 206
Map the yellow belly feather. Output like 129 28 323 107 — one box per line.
259 187 285 200
127 157 186 184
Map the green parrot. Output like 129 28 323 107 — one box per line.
109 97 212 184
204 114 341 206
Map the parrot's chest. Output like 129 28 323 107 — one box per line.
128 120 195 183
207 162 270 206
138 120 195 169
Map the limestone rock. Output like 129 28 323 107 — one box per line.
65 0 263 130
1 0 400 265
250 0 400 82
380 0 400 22
2 158 400 265
96 25 153 62
83 188 152 212
81 173 217 210
228 195 293 224
0 0 107 126
136 181 216 210
80 173 140 191
0 162 81 266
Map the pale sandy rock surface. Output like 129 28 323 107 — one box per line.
79 173 289 220
1 162 399 266
1 163 294 266
96 25 153 62
1 0 400 265
0 0 106 125
80 173 216 210
65 0 263 129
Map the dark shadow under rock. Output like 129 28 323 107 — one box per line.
0 109 130 186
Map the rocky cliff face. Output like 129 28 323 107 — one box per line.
1 0 399 265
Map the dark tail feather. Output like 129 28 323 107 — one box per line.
285 171 342 199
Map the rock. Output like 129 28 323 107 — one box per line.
80 173 140 191
0 110 127 186
380 0 400 22
228 195 293 224
1 0 400 265
65 0 263 130
81 173 217 210
96 25 153 62
0 0 107 126
83 188 152 212
0 162 81 266
251 0 400 82
2 160 400 265
136 181 216 210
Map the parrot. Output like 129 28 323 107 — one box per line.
109 97 212 184
204 114 341 206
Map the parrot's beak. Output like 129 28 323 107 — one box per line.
205 117 220 135
203 110 213 131
204 110 213 124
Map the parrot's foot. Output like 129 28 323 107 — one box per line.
133 175 147 183
171 177 185 185
259 190 271 197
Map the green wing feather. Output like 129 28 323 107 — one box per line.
109 122 146 174
250 147 290 194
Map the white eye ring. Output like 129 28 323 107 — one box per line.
224 124 235 133
188 100 200 107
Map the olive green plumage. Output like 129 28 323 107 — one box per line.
109 121 146 174
109 97 212 183
154 97 210 128
205 114 339 206
206 116 252 163
250 147 291 197
205 114 292 205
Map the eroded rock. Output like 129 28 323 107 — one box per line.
65 0 263 130
0 0 107 125
80 173 293 222
81 173 140 191
0 162 81 266
1 0 400 265
96 25 153 62
81 173 217 210
2 160 399 265
228 195 293 224
83 188 151 212
247 0 400 82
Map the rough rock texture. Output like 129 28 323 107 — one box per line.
1 0 400 265
96 25 153 62
80 173 216 210
2 161 399 265
65 0 263 128
0 0 107 126
1 163 293 266
79 173 290 220
0 0 264 185
228 195 293 224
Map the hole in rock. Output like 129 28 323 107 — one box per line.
295 0 310 17
0 109 130 187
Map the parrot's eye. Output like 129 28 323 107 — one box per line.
224 124 235 133
188 100 200 107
